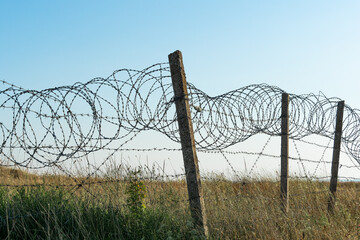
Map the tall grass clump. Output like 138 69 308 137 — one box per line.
0 168 203 239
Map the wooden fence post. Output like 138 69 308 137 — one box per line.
280 93 289 213
328 100 345 213
168 50 208 237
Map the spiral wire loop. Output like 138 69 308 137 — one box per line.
0 63 359 169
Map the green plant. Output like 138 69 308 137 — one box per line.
125 170 147 216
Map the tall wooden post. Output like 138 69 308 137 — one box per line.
168 50 208 237
280 93 289 213
328 101 345 213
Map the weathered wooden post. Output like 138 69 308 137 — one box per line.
328 100 345 214
280 93 289 213
168 50 208 237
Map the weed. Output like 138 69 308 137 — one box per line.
125 169 147 217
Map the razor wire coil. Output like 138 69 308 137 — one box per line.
0 63 359 169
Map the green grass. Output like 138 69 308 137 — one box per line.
0 186 202 240
0 167 359 239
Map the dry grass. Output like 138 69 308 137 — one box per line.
0 166 359 239
202 179 359 239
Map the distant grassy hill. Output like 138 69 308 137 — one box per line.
0 166 40 185
0 166 100 187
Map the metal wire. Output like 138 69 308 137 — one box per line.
0 62 360 169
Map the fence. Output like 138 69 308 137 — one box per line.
0 50 360 237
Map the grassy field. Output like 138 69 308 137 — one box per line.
0 166 359 239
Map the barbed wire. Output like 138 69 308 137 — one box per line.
0 62 359 169
198 148 358 170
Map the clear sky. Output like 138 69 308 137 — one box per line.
1 1 360 177
1 1 360 106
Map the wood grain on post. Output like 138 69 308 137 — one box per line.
168 50 208 237
328 100 345 213
280 93 289 213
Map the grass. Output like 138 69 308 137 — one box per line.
0 166 359 239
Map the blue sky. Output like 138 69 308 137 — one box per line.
1 1 359 107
